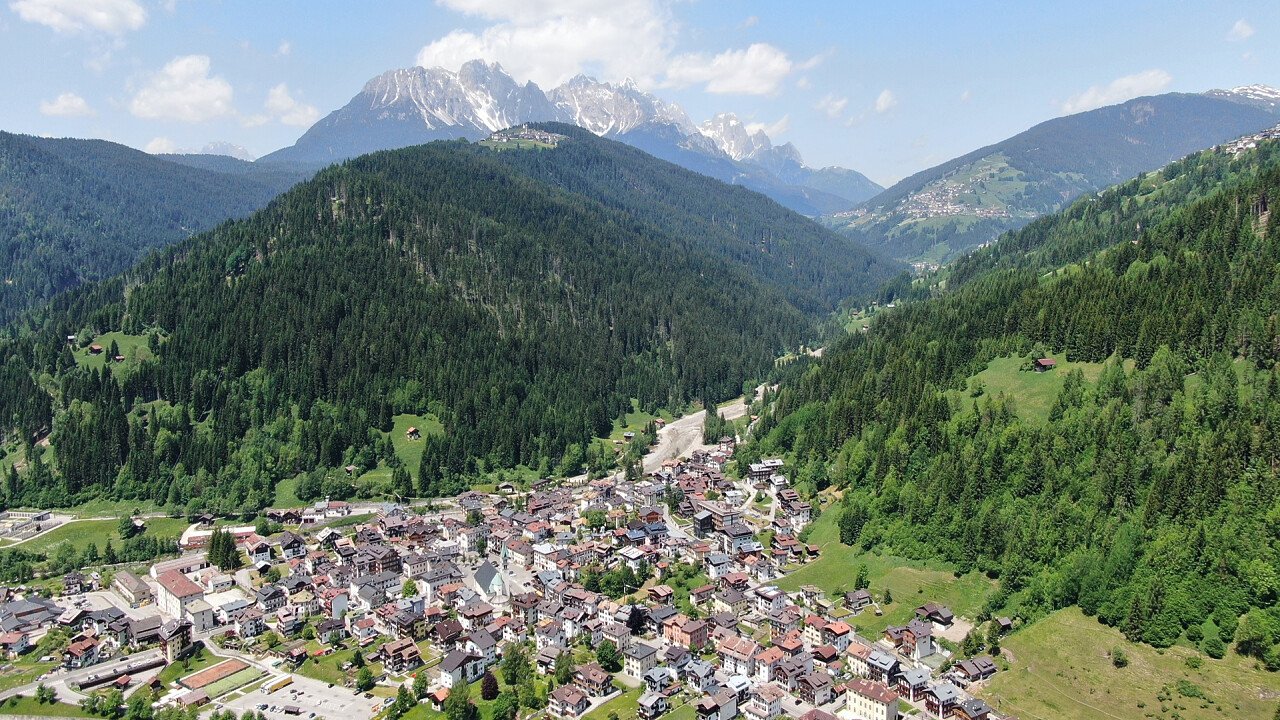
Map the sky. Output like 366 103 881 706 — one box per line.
2 0 1278 186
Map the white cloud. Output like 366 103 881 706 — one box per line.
9 0 145 34
144 136 176 154
260 83 320 127
276 40 291 56
739 15 758 29
417 0 674 89
417 0 802 95
130 55 235 122
666 43 793 95
814 93 847 119
959 89 971 103
874 89 897 113
1061 69 1171 114
1228 19 1254 41
795 76 810 90
39 92 94 117
745 114 789 138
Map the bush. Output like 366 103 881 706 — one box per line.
1111 647 1129 668
1202 634 1226 659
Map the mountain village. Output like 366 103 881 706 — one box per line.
0 415 1011 720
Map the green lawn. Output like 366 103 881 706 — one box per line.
0 696 92 717
273 474 308 508
0 659 56 693
54 498 164 519
982 607 1280 720
156 645 221 686
202 666 265 698
775 511 995 635
294 639 386 686
583 683 644 720
71 332 153 372
959 354 1111 423
17 516 188 561
356 413 444 490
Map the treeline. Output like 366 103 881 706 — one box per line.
745 139 1280 662
0 133 872 513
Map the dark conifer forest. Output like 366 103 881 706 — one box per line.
741 139 1280 658
0 129 895 514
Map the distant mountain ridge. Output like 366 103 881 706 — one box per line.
260 60 882 214
832 87 1280 263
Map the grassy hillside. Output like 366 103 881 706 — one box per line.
775 509 995 636
982 607 1280 720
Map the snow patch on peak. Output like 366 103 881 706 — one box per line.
1229 84 1280 101
547 75 694 136
699 112 774 162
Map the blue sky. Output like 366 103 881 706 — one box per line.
3 0 1278 185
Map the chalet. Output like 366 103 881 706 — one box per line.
642 666 677 694
438 649 486 687
256 585 287 613
0 631 29 658
233 607 265 638
574 662 613 697
246 540 273 565
797 671 833 706
316 618 346 644
63 635 100 668
382 637 424 672
865 649 899 684
896 667 930 702
914 602 954 627
549 685 590 719
953 698 993 720
278 531 307 559
1033 357 1057 373
637 692 670 720
955 656 997 683
748 459 784 483
406 426 421 440
924 683 960 717
63 572 87 595
695 691 738 720
843 589 871 611
743 683 786 720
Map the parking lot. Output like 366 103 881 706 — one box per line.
219 673 382 719
74 589 165 622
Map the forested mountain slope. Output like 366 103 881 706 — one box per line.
0 130 895 514
744 138 1280 658
0 133 303 323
